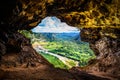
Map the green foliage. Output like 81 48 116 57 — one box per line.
19 30 96 68
40 52 69 69
19 30 46 43
43 40 95 66
67 60 76 67
19 30 33 39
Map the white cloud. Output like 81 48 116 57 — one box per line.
32 17 80 33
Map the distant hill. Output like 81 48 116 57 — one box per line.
33 32 80 41
31 16 81 42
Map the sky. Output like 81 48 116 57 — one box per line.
31 17 80 33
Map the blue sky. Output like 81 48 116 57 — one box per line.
32 17 80 33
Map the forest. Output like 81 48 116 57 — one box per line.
19 30 95 69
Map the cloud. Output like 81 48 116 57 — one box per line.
32 17 80 33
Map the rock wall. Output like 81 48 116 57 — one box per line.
47 0 120 28
0 0 120 79
80 28 120 75
0 0 119 30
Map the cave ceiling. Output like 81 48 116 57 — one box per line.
0 0 120 32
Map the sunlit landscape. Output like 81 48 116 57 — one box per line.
20 17 95 69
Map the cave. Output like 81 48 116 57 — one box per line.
0 0 120 80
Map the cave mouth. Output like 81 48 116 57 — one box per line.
20 16 95 69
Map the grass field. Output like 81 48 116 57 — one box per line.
39 52 69 69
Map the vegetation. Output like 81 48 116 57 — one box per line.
19 30 33 39
40 52 69 69
42 40 95 66
19 30 96 68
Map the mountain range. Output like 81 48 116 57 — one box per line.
33 32 80 41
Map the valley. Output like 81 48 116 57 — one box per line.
20 29 96 69
33 43 79 68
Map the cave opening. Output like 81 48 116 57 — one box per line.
20 16 95 69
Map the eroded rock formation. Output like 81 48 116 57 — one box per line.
80 28 120 78
0 0 120 80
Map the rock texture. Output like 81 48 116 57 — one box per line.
0 0 120 80
80 27 120 79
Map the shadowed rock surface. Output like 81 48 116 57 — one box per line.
0 0 120 80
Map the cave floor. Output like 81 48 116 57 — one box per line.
0 64 117 80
